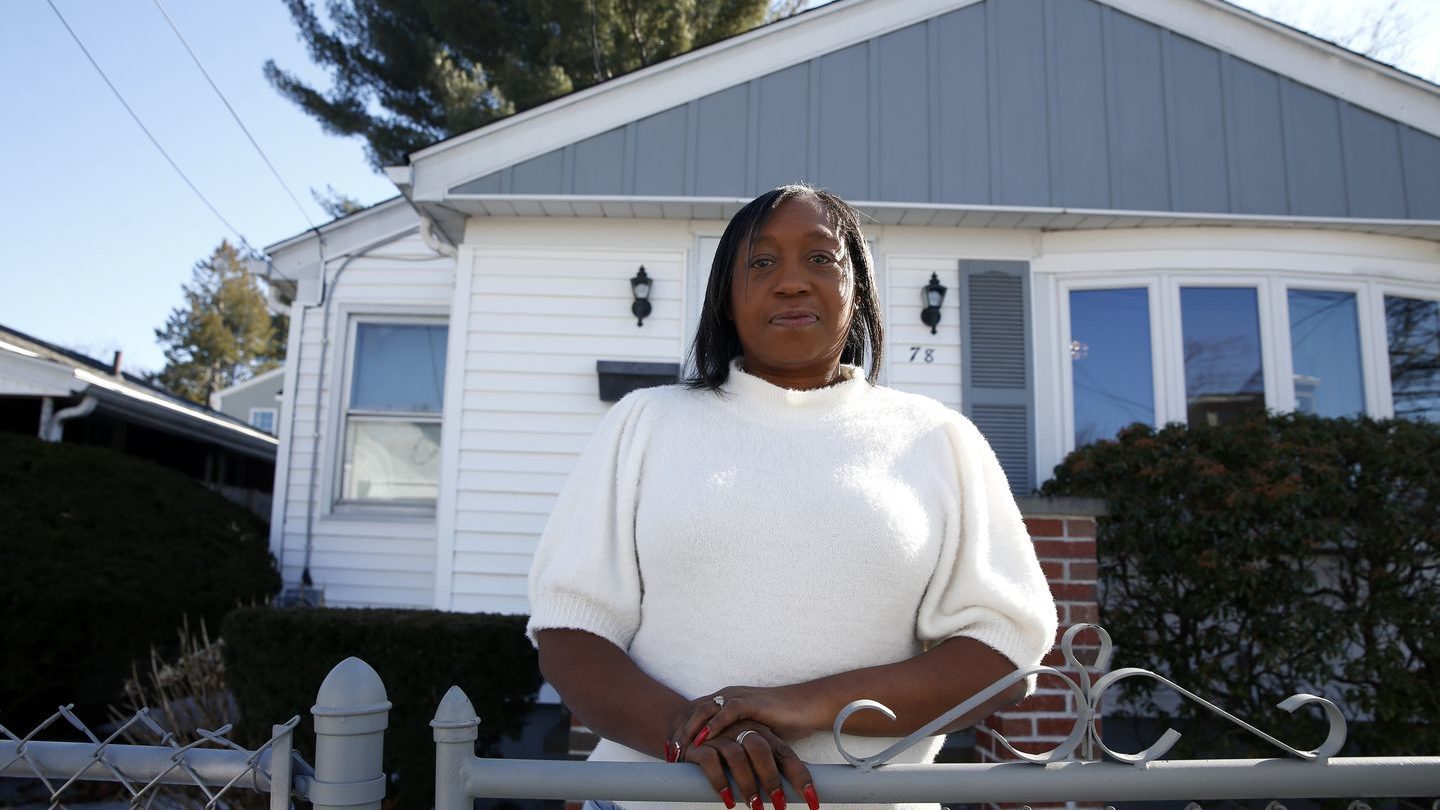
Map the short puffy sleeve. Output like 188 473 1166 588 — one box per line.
526 390 655 651
916 413 1058 686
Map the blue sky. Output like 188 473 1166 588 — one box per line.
1 0 1436 375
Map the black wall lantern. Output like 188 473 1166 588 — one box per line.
921 272 947 334
630 266 653 327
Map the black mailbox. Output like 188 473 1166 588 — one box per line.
595 360 681 402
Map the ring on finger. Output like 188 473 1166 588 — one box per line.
735 729 757 746
713 695 726 707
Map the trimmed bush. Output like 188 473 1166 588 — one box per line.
1042 413 1440 756
0 432 279 731
222 607 542 809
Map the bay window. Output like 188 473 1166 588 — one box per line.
1068 287 1155 447
1385 295 1440 422
1180 287 1265 427
1061 275 1440 454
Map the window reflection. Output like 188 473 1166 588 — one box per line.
351 324 448 412
1385 296 1440 422
1181 287 1265 427
1069 288 1154 446
1288 290 1365 417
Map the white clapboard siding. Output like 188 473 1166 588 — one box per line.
885 256 964 411
271 230 453 608
438 224 689 612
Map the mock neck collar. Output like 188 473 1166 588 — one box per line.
718 358 868 424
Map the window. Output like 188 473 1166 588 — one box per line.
1288 290 1365 418
1385 295 1440 422
249 408 277 435
1180 287 1265 427
339 321 448 505
1069 288 1154 446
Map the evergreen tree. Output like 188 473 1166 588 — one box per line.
265 0 779 169
153 241 286 405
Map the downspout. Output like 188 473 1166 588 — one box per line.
298 227 423 589
41 395 98 442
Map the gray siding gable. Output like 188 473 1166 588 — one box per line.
449 0 1440 221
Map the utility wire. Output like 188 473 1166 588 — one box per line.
44 0 260 256
149 0 317 229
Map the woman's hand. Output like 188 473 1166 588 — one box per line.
680 720 818 810
672 686 825 751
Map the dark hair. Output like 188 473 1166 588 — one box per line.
685 184 885 390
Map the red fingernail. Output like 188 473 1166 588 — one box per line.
693 727 711 747
770 789 787 810
664 740 678 763
720 788 735 809
803 783 819 810
749 795 763 810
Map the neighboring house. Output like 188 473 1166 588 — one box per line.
264 0 1440 609
212 367 285 435
0 324 278 518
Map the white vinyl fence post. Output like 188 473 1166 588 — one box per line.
308 657 390 810
432 685 480 810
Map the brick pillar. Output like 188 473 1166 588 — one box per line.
975 498 1105 810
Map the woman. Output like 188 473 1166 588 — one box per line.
528 185 1057 810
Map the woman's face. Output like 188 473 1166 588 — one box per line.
728 194 855 390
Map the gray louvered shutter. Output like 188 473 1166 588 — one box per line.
959 261 1034 495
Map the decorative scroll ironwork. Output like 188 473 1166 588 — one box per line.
0 704 303 810
832 623 1348 772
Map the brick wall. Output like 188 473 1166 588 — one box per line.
974 505 1104 810
977 512 1100 759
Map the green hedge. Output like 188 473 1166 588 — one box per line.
1042 412 1440 757
0 432 279 731
222 607 542 809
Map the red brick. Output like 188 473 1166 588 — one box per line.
1024 518 1064 537
1033 539 1096 559
1068 561 1098 581
1069 603 1100 624
1011 692 1068 713
1040 560 1065 581
1066 519 1097 537
1041 649 1065 666
991 715 1035 736
1036 717 1084 737
1050 582 1096 601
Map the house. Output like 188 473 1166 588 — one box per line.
0 323 277 517
263 0 1440 614
212 367 285 435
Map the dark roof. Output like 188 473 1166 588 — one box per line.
0 322 266 437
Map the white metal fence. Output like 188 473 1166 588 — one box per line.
3 625 1438 809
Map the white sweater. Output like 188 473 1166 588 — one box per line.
527 362 1057 810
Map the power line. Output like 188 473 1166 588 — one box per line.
149 0 318 230
44 0 259 256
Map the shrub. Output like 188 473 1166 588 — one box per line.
222 607 542 809
0 433 280 732
1042 413 1440 757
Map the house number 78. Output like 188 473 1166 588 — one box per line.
909 347 935 363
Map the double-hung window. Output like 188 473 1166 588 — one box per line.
339 320 448 506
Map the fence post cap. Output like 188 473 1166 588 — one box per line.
432 685 480 742
313 656 388 711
